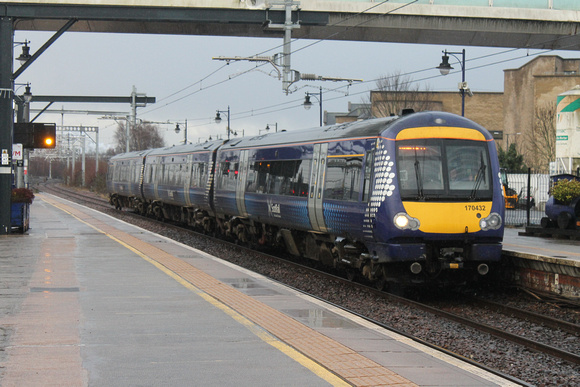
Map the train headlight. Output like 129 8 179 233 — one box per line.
394 213 420 230
479 212 502 231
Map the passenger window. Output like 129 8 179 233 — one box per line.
324 157 363 201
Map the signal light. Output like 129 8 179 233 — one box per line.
34 123 56 149
14 123 56 149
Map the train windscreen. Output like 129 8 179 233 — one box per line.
396 139 492 201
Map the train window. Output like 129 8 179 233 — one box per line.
112 164 119 181
264 161 292 195
151 164 157 184
190 163 198 188
246 165 257 192
199 163 207 186
217 161 237 191
254 161 270 193
160 164 166 185
398 144 443 193
143 165 150 184
447 145 490 191
119 165 128 182
397 139 492 200
362 150 374 202
222 161 230 175
134 163 141 183
247 160 309 196
324 157 363 201
292 160 310 197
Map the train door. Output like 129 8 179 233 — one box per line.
128 160 136 196
138 157 146 199
308 143 328 232
184 154 193 207
153 157 160 200
236 149 249 217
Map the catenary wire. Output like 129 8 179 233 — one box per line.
139 4 579 126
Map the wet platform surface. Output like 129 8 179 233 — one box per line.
0 194 523 386
504 227 580 264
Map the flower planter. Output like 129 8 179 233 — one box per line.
10 202 30 233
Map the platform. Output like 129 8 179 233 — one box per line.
502 228 580 298
503 227 580 265
0 193 520 386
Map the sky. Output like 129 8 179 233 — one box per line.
12 29 580 151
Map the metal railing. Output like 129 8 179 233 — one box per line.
502 168 580 227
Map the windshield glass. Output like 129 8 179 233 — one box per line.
397 139 492 201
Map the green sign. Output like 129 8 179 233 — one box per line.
556 135 569 141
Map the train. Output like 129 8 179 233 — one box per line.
107 111 505 287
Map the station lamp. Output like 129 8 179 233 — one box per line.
16 41 32 65
436 54 453 75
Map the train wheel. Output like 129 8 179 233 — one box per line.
318 243 336 268
345 269 357 282
375 278 387 291
373 266 388 291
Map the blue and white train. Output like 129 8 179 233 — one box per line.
107 111 505 286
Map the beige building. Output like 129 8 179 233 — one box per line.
369 90 504 139
504 56 580 168
365 55 580 169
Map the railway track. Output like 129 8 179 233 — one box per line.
39 182 580 386
38 182 112 210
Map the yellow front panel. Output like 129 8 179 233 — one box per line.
402 202 492 234
396 127 487 141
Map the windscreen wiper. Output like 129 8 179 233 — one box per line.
469 154 486 200
414 155 424 200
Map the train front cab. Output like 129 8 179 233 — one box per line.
370 117 505 285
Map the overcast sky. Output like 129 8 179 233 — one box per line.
12 29 580 150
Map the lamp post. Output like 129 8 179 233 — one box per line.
303 86 323 126
214 105 232 140
174 119 188 144
436 49 467 116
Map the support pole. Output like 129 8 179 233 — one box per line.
0 17 14 234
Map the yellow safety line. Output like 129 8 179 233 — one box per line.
42 197 350 387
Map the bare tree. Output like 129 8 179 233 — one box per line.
367 71 435 117
525 102 556 170
113 122 166 153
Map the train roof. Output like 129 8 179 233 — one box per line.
146 139 225 157
222 116 398 150
220 111 493 150
109 148 154 161
109 139 225 161
108 112 493 161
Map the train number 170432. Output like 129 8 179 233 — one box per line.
465 205 486 211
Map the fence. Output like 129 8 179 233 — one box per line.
502 169 551 227
502 168 580 227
